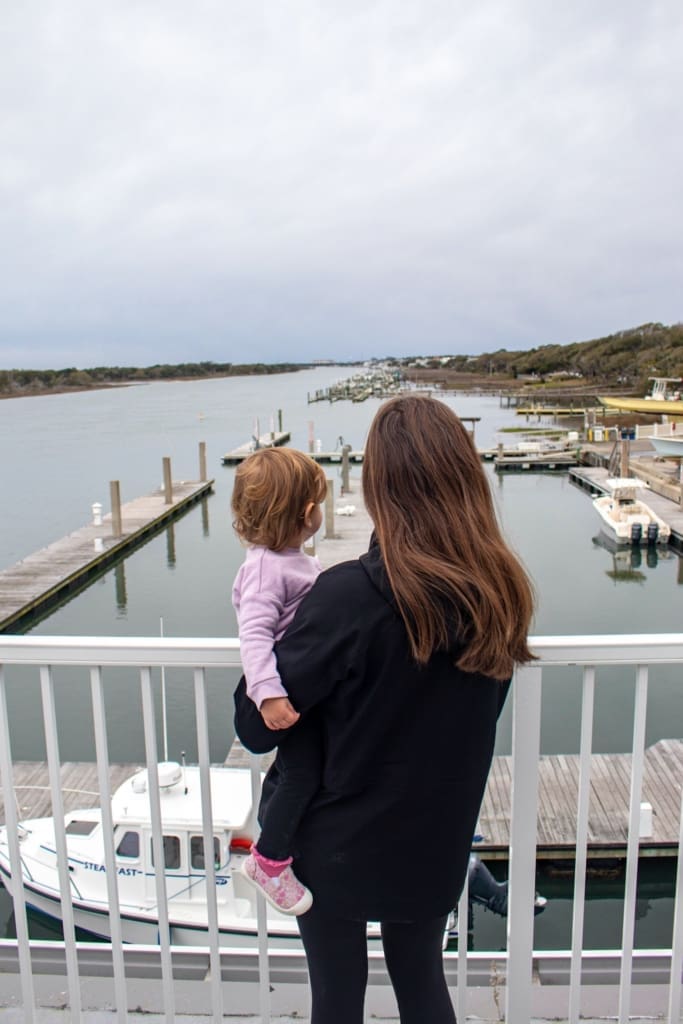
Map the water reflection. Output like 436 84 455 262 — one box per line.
453 856 678 953
592 532 680 585
201 496 210 537
114 561 127 613
166 523 176 568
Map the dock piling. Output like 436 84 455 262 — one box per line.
110 481 122 538
620 439 630 478
199 442 207 483
341 445 351 494
92 502 103 527
324 479 337 540
163 458 173 504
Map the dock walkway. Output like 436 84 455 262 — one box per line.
0 479 213 632
221 431 290 464
4 739 681 860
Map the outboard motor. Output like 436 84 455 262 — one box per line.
630 522 642 546
449 855 548 934
647 523 659 545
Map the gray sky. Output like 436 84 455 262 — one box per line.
1 1 681 369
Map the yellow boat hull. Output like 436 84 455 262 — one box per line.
599 396 683 415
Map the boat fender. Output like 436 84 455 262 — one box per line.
630 522 642 546
230 837 253 852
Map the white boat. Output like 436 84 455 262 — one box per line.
593 479 671 547
646 435 683 457
0 761 382 948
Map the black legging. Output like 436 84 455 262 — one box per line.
297 904 456 1024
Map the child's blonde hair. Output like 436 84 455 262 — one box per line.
232 447 327 552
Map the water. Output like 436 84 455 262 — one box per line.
0 369 681 949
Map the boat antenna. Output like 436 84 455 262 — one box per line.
160 617 168 763
181 750 188 794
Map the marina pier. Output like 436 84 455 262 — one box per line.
0 449 213 632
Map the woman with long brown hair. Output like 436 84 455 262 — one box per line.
235 394 534 1023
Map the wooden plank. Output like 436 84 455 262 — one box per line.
643 743 681 841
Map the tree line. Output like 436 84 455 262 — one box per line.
0 361 312 398
395 321 683 392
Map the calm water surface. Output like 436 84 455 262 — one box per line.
1 369 681 949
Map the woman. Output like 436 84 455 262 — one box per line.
235 394 534 1023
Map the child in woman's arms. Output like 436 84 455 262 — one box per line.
232 447 327 915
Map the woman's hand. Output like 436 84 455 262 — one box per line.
260 696 301 730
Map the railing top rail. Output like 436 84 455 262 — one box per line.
1 633 683 667
0 635 242 667
529 633 683 665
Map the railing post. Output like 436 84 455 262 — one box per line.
568 666 596 1024
90 666 127 1023
667 784 683 1024
0 667 36 1021
249 752 272 1023
505 663 543 1023
40 665 82 1018
618 664 649 1023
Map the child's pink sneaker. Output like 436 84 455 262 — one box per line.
241 853 313 916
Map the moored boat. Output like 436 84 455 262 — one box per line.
599 377 683 416
646 435 683 457
0 762 382 948
592 479 671 547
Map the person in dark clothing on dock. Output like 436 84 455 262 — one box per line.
235 394 535 1024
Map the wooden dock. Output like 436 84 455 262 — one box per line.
494 452 578 472
221 431 291 464
314 473 373 569
310 449 365 465
477 739 683 860
0 479 213 632
515 406 589 417
3 739 681 861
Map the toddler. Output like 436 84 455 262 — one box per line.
231 446 327 915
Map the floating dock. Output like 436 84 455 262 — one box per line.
221 431 291 465
515 406 589 417
310 449 365 464
494 452 578 472
477 739 683 861
0 479 213 633
4 739 681 861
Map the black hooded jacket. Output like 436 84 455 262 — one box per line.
234 541 509 921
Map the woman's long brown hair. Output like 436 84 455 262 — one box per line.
362 395 534 679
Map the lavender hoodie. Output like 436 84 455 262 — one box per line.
232 545 322 709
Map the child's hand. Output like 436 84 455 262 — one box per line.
260 696 300 730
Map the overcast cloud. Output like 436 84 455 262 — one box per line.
1 1 681 368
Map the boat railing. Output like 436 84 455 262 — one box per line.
0 633 682 1024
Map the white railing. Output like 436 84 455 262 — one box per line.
0 634 682 1023
635 422 680 440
